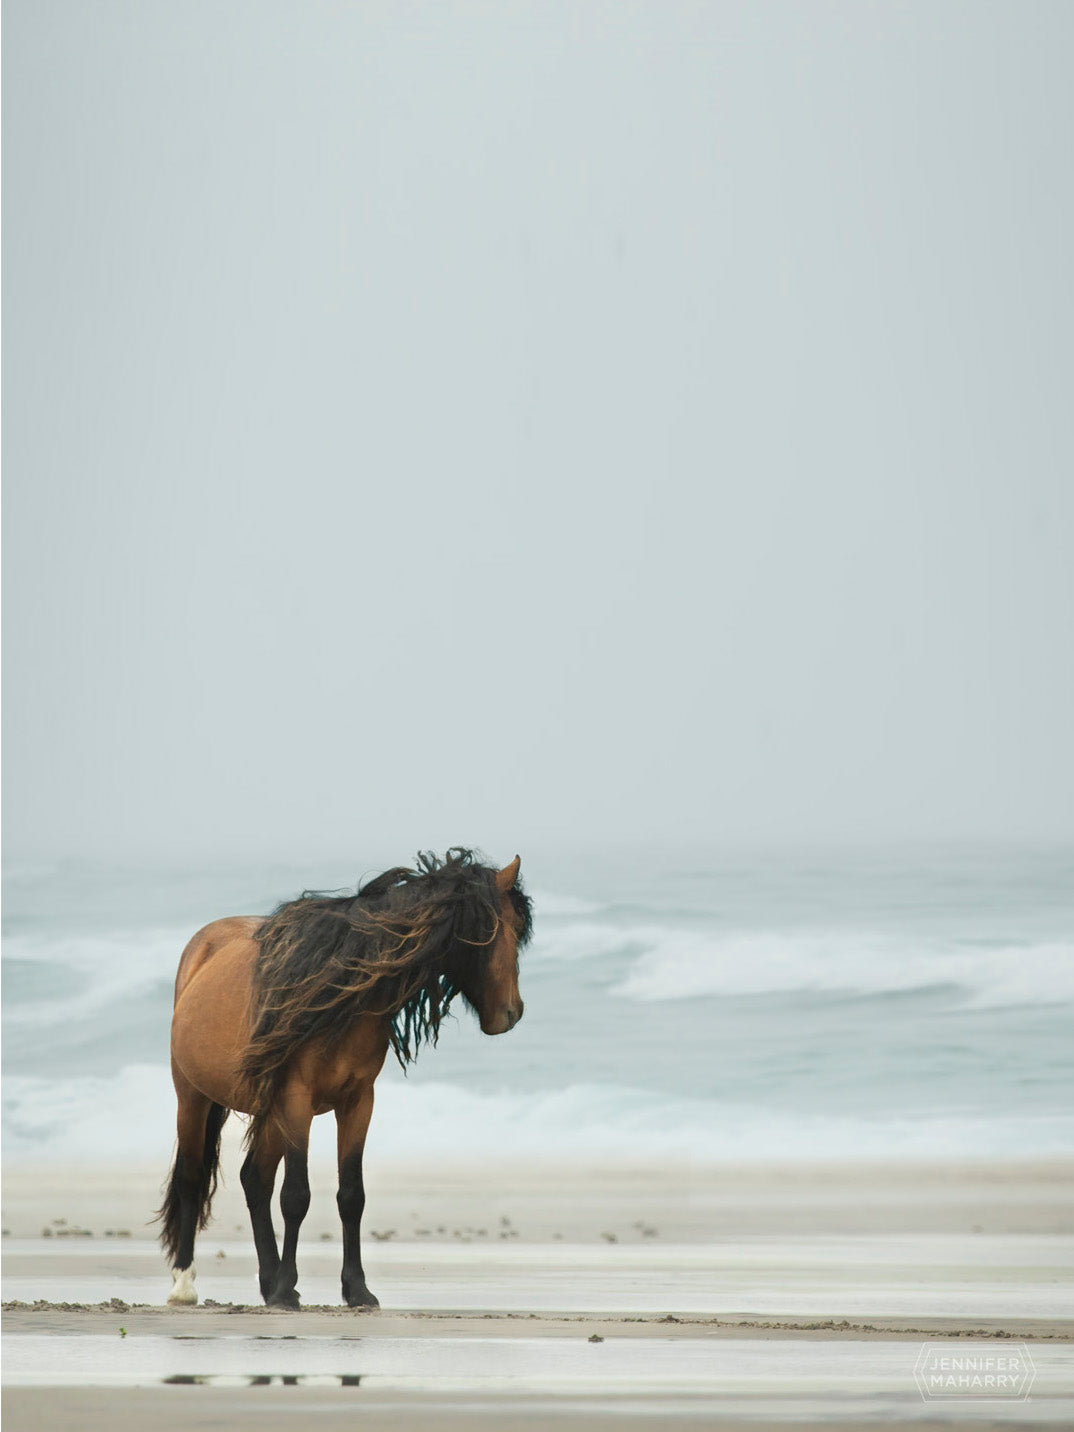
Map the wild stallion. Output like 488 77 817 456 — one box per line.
158 849 531 1309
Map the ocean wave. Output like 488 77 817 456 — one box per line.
580 928 1074 1009
4 1066 1073 1164
531 920 633 962
2 928 190 1029
4 926 194 971
6 918 1072 1041
528 890 605 918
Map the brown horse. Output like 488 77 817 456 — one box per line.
158 849 531 1309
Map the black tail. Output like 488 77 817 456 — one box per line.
157 1102 229 1264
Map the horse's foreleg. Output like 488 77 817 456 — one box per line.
336 1091 379 1309
240 1134 284 1303
269 1149 310 1309
265 1107 313 1310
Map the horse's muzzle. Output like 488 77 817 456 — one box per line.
483 1003 524 1035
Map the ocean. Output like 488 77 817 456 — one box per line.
3 845 1072 1167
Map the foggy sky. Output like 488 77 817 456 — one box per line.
4 1 1073 862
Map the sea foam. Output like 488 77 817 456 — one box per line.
601 928 1074 1009
5 1064 1074 1165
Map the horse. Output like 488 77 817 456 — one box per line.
157 848 531 1310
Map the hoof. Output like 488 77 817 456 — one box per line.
344 1285 380 1309
167 1266 198 1306
266 1288 302 1310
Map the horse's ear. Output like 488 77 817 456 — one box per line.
495 855 521 894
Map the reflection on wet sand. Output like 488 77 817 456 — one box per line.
163 1374 363 1386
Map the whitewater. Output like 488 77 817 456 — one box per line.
3 845 1072 1165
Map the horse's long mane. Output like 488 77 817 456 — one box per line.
240 849 532 1148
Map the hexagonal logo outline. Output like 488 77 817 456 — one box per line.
914 1342 1036 1402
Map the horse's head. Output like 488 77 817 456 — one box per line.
464 855 529 1036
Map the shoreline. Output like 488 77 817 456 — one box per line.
5 1305 1073 1341
4 1156 1073 1428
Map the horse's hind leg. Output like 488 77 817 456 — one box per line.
240 1131 284 1302
160 1071 227 1306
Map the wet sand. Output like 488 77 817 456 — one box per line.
3 1156 1073 1428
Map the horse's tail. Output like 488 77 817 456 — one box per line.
157 1101 229 1264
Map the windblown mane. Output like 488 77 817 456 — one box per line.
240 849 532 1148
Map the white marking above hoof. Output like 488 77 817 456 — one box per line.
168 1265 198 1305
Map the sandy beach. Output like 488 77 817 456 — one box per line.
4 1152 1073 1428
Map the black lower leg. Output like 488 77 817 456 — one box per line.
338 1147 378 1308
240 1150 281 1302
162 1149 204 1303
268 1150 310 1308
172 1152 201 1270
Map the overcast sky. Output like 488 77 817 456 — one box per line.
4 1 1072 863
